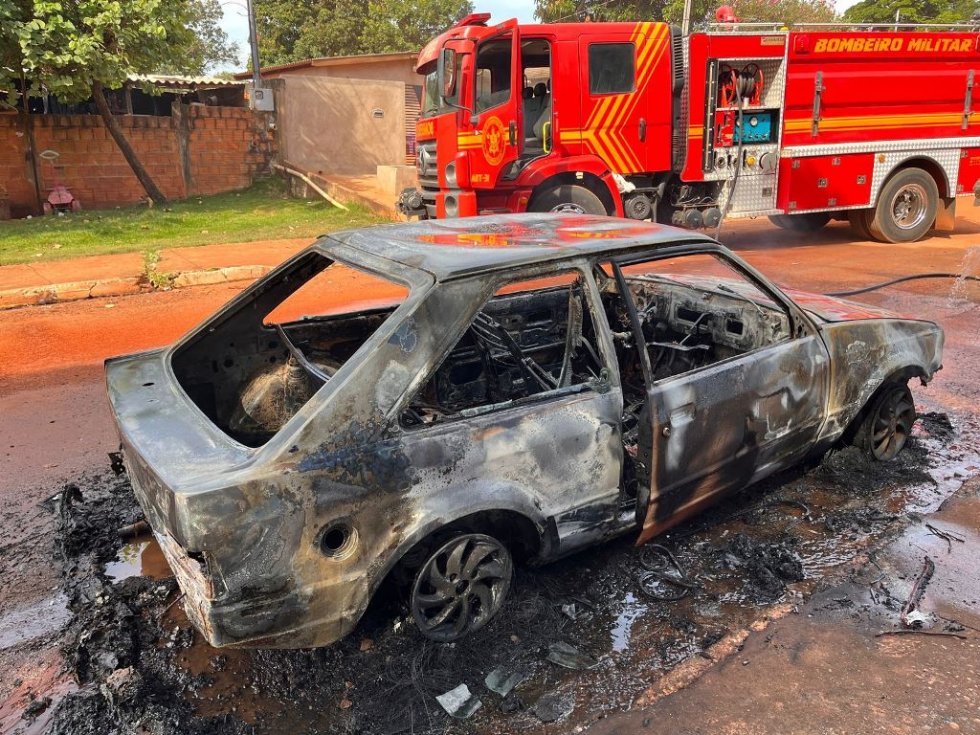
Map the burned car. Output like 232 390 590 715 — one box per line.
105 214 942 648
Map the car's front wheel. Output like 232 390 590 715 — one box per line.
858 383 916 461
409 533 513 642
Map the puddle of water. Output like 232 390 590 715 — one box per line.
0 594 71 650
105 537 172 582
610 593 645 653
881 489 980 633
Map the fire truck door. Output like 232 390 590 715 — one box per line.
577 26 668 175
466 23 523 187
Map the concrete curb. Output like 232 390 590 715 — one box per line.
0 264 274 311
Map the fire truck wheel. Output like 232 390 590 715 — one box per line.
767 212 830 232
529 185 607 215
868 167 939 243
847 209 875 241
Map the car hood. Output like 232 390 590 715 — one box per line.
779 287 904 323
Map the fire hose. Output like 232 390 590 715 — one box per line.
825 273 980 297
715 66 761 238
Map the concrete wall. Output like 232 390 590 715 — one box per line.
278 76 405 176
0 104 277 216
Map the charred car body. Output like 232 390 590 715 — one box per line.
106 214 942 648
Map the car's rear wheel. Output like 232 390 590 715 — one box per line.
410 533 513 642
529 184 607 215
768 212 830 232
858 383 916 461
867 167 938 243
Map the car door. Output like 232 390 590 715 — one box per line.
397 266 626 556
612 251 830 544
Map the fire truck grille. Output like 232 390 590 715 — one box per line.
417 141 439 191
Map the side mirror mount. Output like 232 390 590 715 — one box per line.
594 366 612 393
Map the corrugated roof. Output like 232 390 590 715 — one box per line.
232 51 417 79
127 74 244 89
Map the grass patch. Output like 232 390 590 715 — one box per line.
0 178 388 266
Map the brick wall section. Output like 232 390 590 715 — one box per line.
0 104 277 216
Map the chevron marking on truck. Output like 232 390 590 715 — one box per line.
559 22 670 174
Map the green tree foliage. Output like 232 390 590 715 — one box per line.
843 0 978 24
534 0 834 26
181 0 242 74
254 0 474 66
735 0 835 24
0 0 239 205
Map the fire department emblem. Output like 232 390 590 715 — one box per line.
483 116 506 166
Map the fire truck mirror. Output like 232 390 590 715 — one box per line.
440 48 457 99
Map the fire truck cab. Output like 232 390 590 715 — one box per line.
398 13 980 243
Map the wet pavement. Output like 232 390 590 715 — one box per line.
0 216 978 734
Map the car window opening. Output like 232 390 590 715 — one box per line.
171 252 409 447
597 253 790 397
402 272 603 428
594 254 793 488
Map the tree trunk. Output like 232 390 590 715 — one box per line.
20 72 43 215
91 80 168 205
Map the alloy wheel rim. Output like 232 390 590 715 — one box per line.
889 183 928 231
411 534 512 642
871 387 915 461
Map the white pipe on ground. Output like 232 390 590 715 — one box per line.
273 163 349 211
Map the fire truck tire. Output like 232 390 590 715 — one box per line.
767 212 830 232
848 209 875 241
529 185 607 215
868 167 939 243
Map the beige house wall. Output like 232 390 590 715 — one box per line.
278 76 406 176
265 59 419 88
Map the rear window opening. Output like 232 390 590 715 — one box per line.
171 252 409 447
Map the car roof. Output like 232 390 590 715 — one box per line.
321 213 719 281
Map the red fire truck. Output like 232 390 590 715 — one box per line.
396 13 980 242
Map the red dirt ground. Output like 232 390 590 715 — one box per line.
0 213 977 734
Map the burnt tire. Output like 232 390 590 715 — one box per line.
857 383 916 461
409 533 513 642
848 209 875 240
529 184 607 215
868 167 939 243
768 212 830 232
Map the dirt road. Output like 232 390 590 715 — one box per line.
1 215 978 734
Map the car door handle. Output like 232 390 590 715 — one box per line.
508 120 517 146
664 403 695 436
639 117 647 142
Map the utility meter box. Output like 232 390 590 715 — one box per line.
248 82 275 112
